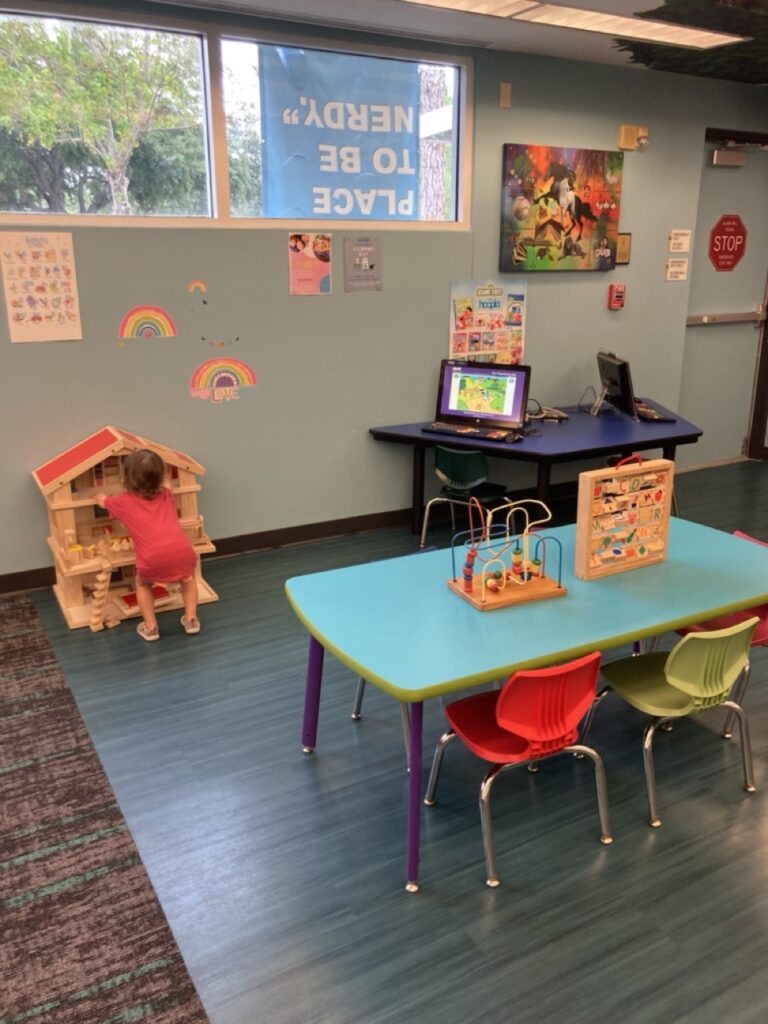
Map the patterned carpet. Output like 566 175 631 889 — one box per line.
0 594 209 1024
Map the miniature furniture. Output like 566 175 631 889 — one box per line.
420 446 507 548
583 618 759 829
286 519 768 891
423 651 611 887
32 426 218 631
370 402 701 534
676 531 768 738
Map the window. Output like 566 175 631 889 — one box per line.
222 40 460 222
0 8 466 225
0 13 210 217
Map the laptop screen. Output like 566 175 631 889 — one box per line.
435 359 531 430
596 350 636 418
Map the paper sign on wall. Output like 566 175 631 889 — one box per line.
289 233 332 295
665 258 689 282
343 236 382 291
0 231 82 342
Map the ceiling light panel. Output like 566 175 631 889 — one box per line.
510 5 746 48
395 0 748 50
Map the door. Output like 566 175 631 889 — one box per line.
677 139 768 467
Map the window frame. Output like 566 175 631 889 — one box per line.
0 2 474 231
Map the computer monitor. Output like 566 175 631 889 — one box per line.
594 350 636 418
435 359 531 431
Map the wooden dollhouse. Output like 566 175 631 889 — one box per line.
32 426 218 631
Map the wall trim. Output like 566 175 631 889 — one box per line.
0 508 412 596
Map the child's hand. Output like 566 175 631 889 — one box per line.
95 492 108 509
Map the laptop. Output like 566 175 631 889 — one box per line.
422 359 531 441
596 351 677 423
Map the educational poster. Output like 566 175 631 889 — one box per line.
288 232 332 295
499 144 623 272
448 280 526 364
0 231 82 342
343 236 382 291
189 358 257 403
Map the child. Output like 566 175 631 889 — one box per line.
96 449 200 641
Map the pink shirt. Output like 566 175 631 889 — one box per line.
104 488 196 582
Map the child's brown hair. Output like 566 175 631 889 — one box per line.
123 449 165 499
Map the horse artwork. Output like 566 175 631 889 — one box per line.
500 143 623 272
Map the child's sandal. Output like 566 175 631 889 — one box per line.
137 622 160 642
181 616 201 635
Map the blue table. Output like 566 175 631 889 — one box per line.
370 403 702 533
286 520 768 891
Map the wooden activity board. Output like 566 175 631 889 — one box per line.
574 458 674 580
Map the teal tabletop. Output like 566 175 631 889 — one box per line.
286 519 768 703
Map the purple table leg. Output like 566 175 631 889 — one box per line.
301 636 324 754
405 700 423 892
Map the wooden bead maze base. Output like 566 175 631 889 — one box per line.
448 573 566 610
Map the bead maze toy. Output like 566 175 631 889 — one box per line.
447 497 566 610
574 456 674 580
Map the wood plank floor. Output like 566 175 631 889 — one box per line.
33 459 768 1024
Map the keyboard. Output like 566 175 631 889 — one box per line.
422 422 523 442
634 400 677 424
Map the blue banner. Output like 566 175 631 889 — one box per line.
259 46 420 220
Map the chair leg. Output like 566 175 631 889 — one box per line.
565 745 613 844
642 717 665 828
578 687 610 752
424 730 456 805
721 700 756 793
351 676 366 720
479 763 508 888
420 498 440 549
722 662 751 739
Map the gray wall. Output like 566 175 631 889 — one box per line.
1 15 766 576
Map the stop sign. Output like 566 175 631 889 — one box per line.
708 214 747 271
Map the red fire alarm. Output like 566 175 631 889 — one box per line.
608 284 626 310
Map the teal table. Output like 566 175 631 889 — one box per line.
285 520 768 891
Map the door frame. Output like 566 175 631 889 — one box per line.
746 272 768 459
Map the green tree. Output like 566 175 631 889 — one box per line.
0 15 207 214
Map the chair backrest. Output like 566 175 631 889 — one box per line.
665 616 759 710
495 651 601 757
434 446 489 495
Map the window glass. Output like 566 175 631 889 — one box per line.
0 13 210 216
222 40 459 222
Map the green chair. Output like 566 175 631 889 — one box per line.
420 446 507 547
582 617 759 828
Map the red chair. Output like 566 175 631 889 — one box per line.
677 531 768 738
424 651 612 887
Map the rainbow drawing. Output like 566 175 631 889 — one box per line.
118 305 177 340
187 280 207 293
189 358 257 403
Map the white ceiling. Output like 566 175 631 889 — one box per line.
155 0 767 84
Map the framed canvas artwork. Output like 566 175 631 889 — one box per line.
499 143 624 272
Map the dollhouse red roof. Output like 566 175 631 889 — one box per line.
32 425 205 495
